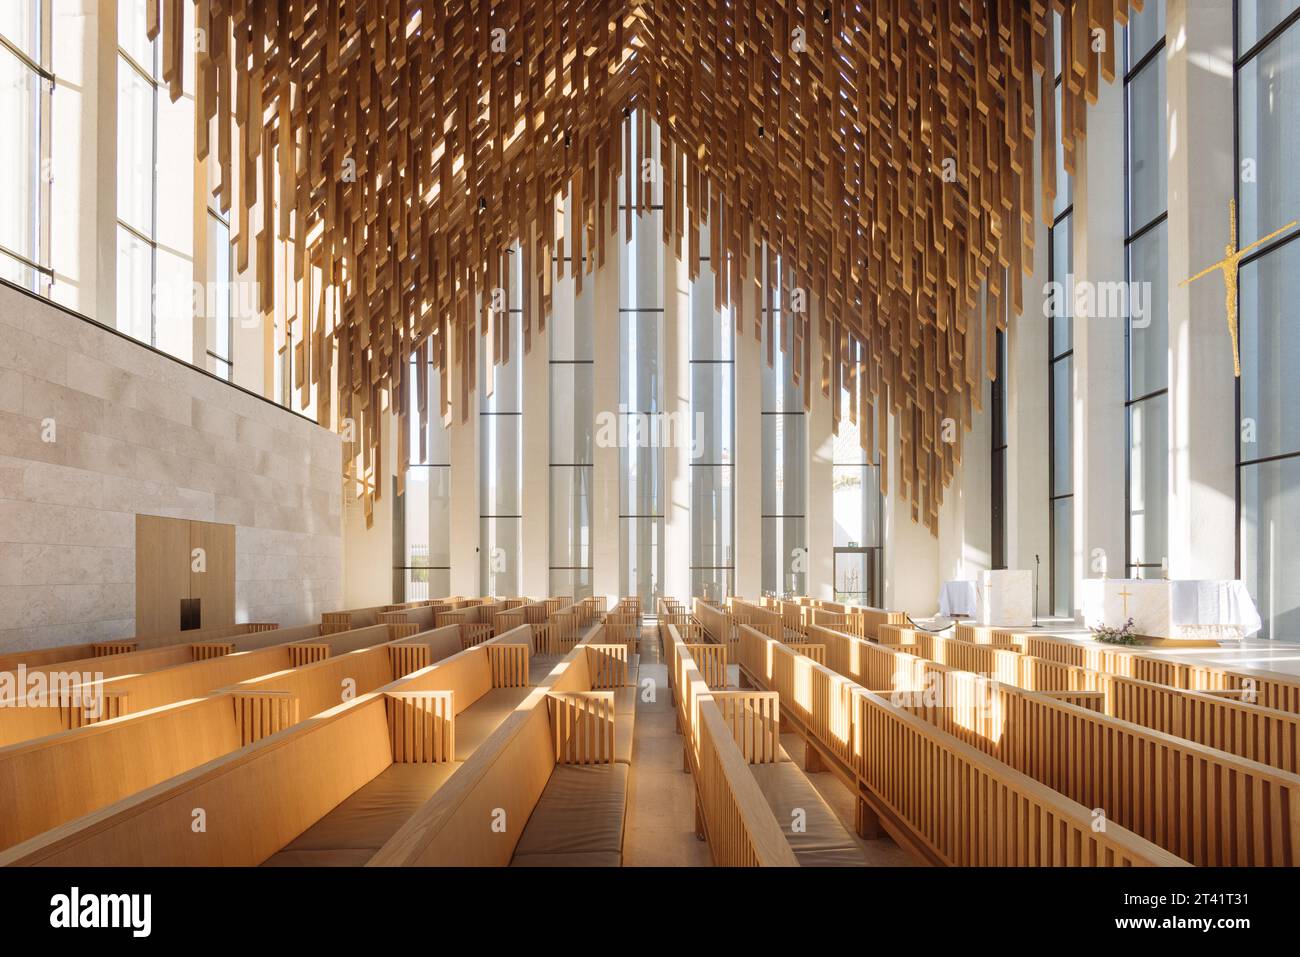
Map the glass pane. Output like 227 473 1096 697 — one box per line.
1240 242 1300 461
620 427 663 516
118 0 156 75
1053 82 1072 217
1240 455 1300 639
116 224 152 344
619 209 664 310
0 45 40 263
549 567 592 601
0 1 41 63
1050 215 1073 356
399 567 450 603
550 465 593 568
834 388 872 465
619 310 661 412
1239 0 1300 51
480 311 523 413
690 362 733 463
621 516 662 600
1126 52 1167 231
1127 0 1166 66
834 550 879 605
550 362 594 464
833 464 881 548
479 412 521 515
1051 497 1074 619
1239 22 1300 245
1128 219 1169 397
1051 358 1073 497
690 567 732 603
403 465 451 568
117 55 155 236
1128 394 1169 571
409 363 452 466
761 516 806 598
550 266 594 361
154 245 191 361
0 248 49 295
207 212 231 362
761 413 807 516
761 312 805 411
690 464 733 569
691 264 733 361
480 516 521 597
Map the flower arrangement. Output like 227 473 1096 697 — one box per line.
1090 617 1140 645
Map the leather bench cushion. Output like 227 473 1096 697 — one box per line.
509 764 629 863
262 762 460 863
455 686 534 760
748 761 867 867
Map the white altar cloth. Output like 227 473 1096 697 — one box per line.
938 580 978 617
1080 579 1261 640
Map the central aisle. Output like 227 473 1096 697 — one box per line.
621 623 713 866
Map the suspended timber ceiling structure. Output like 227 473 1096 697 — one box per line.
148 0 1139 532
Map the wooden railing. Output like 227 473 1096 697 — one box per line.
485 644 531 688
585 644 630 689
686 642 728 689
229 690 298 746
385 690 455 762
712 691 781 763
190 641 235 661
548 691 615 764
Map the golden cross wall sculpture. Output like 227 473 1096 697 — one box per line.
1180 200 1298 378
146 0 1146 533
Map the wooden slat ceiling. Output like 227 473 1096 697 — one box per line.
155 0 1139 532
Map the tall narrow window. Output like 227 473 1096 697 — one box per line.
117 0 159 348
1125 1 1168 580
0 1 52 295
1236 3 1300 639
550 196 595 599
480 249 524 596
833 373 883 604
1048 12 1075 619
618 117 665 602
395 358 452 601
205 209 233 380
690 220 734 600
991 328 1008 570
761 257 807 598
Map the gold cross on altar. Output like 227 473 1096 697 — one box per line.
1180 200 1298 377
1117 586 1133 619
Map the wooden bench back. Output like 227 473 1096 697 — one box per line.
735 624 1184 867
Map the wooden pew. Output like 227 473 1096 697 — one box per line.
0 623 501 854
0 622 280 673
0 626 540 866
367 628 632 866
668 622 869 866
730 620 1185 866
802 623 1298 866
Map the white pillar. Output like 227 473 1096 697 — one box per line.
734 280 762 598
449 323 481 597
1008 81 1053 618
592 226 622 606
807 304 834 600
938 377 992 583
663 242 692 602
1072 63 1128 601
521 313 550 598
1165 0 1237 581
882 412 939 616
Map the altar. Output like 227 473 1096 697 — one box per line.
1080 579 1262 642
977 570 1033 627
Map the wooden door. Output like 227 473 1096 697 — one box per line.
135 515 192 635
190 520 236 629
134 515 237 635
